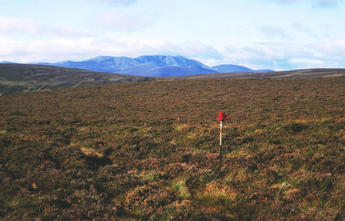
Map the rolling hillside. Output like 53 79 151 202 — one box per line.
174 68 345 79
1 63 345 95
0 64 153 95
0 77 344 220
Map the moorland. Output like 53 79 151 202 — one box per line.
0 64 153 95
0 77 344 220
1 63 345 95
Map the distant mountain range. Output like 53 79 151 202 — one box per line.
37 55 273 77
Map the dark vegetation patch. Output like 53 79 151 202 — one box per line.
0 77 344 220
0 64 153 95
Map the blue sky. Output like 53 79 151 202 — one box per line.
1 0 345 70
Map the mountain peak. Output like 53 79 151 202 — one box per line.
135 55 205 68
90 56 115 62
212 64 253 73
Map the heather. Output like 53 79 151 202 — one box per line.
0 78 344 220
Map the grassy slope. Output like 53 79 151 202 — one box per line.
0 77 344 220
0 64 153 94
172 68 345 80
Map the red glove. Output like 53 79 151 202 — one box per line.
218 112 229 122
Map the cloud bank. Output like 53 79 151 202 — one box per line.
0 17 43 35
1 33 345 70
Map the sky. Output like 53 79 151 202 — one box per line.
1 0 345 70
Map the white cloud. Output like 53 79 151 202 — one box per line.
0 17 43 35
291 22 318 38
0 16 92 38
288 58 326 67
317 39 345 54
260 25 292 40
96 11 151 31
229 39 345 70
0 37 222 64
156 41 223 61
90 38 223 63
0 37 97 63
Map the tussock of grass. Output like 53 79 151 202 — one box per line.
172 178 191 200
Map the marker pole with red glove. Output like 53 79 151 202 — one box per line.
218 112 229 176
219 120 223 175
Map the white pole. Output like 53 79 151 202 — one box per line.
219 120 223 176
220 121 223 146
